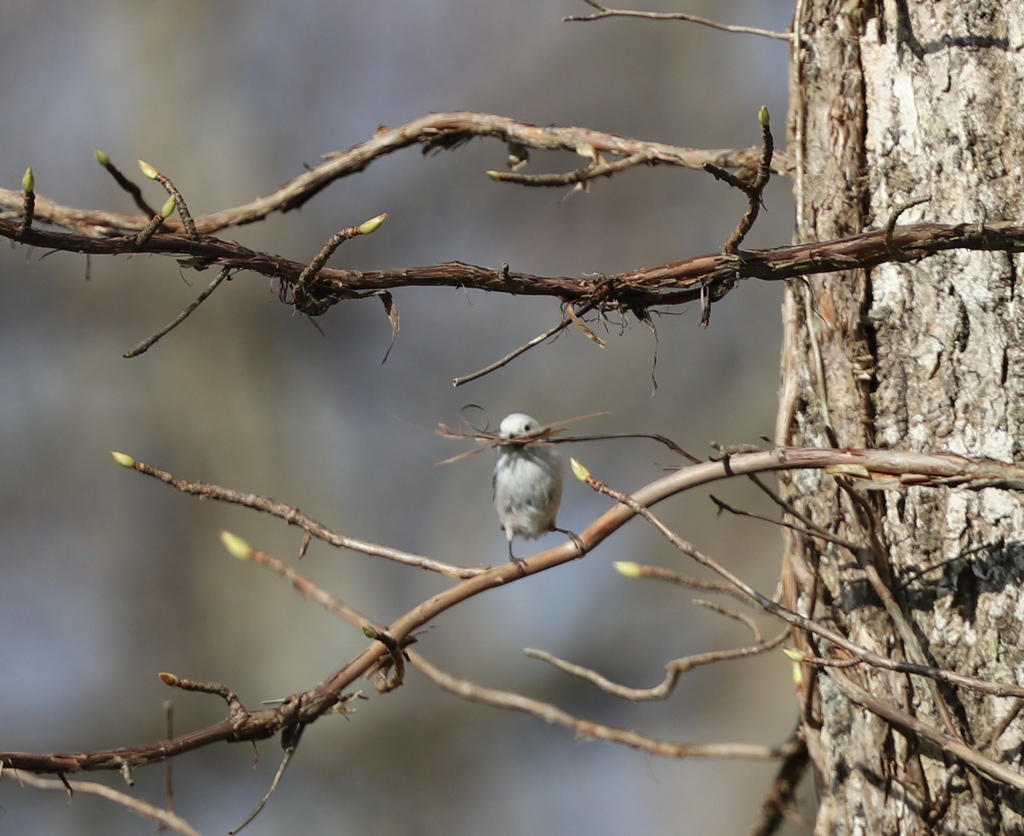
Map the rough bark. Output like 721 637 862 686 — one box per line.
781 1 1024 832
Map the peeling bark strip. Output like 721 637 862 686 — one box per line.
782 3 1024 834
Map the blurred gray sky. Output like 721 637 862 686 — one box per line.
0 1 803 834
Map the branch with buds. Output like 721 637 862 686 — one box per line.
3 109 1019 371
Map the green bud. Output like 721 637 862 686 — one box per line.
160 195 177 219
110 451 137 468
94 149 110 166
220 530 253 560
758 106 770 127
138 160 159 180
614 561 642 578
569 457 591 482
357 213 388 235
22 167 34 193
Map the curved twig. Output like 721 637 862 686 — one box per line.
409 651 801 760
486 150 655 187
112 452 482 579
1 769 204 836
0 112 785 238
564 0 795 42
524 627 787 701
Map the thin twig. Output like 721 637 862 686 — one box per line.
225 534 412 693
363 626 406 693
157 674 247 719
709 492 857 548
885 197 931 262
140 161 198 238
229 724 304 835
980 699 1024 751
163 701 176 816
133 206 169 246
829 669 1024 791
409 651 801 760
437 413 696 463
616 562 750 603
524 628 786 701
717 107 774 254
746 471 846 544
434 411 608 464
112 453 481 578
564 0 795 42
452 309 580 386
2 769 205 836
295 215 387 286
749 734 811 836
123 267 231 357
233 538 382 633
694 598 765 643
95 150 158 216
486 150 654 187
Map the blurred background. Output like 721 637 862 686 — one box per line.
0 0 803 833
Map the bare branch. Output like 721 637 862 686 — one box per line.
568 457 1024 699
607 561 752 604
138 160 198 238
564 0 795 42
1 769 205 836
111 452 481 578
710 492 855 548
524 627 786 701
485 150 655 187
228 724 304 835
714 107 774 255
409 651 800 760
4 212 1023 326
361 626 407 694
224 535 381 633
694 598 765 642
451 294 610 386
95 149 157 216
157 673 247 718
750 737 812 836
0 113 784 238
123 267 231 358
9 442 1024 776
294 214 388 286
829 670 1024 791
163 701 176 816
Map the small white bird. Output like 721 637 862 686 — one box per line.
492 412 565 562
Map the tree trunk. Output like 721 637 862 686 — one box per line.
781 2 1024 832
